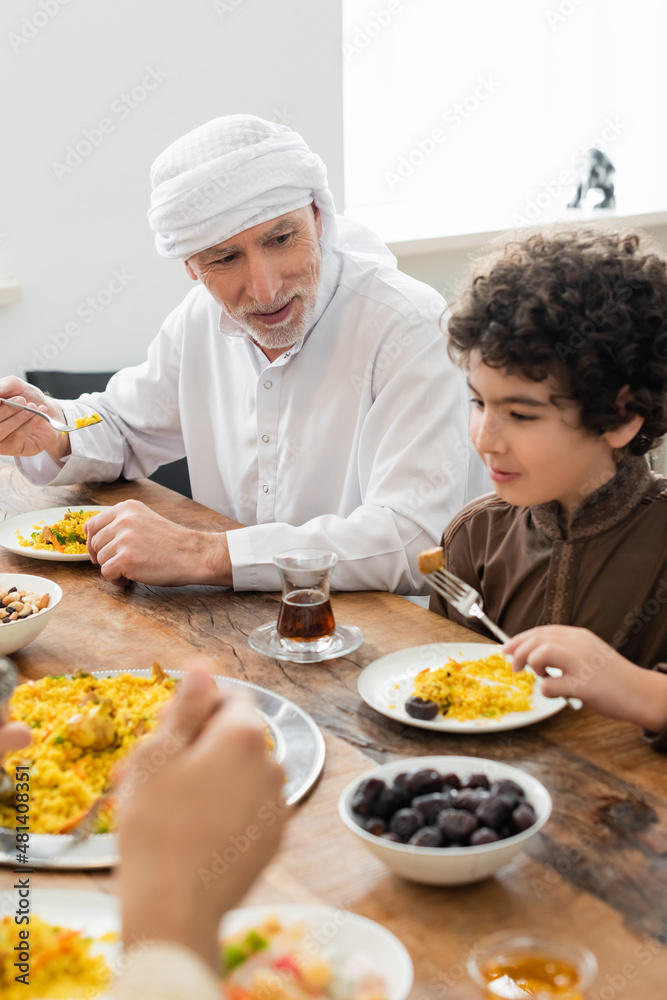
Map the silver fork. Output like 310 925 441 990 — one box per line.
0 398 103 434
424 564 582 710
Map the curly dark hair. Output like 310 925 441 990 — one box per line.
447 227 667 455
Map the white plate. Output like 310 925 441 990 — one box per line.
0 670 325 869
0 506 110 561
0 892 413 1000
221 903 413 1000
358 642 567 733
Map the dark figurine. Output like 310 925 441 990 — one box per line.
568 148 616 209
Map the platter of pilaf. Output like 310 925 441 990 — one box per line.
0 665 325 869
0 507 111 561
357 642 567 733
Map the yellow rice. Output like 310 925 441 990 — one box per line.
16 508 98 554
0 671 177 834
73 413 101 428
0 914 113 999
412 652 535 720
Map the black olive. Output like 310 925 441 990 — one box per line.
351 777 385 817
437 808 479 843
462 773 490 790
408 826 442 847
406 769 442 798
389 807 425 840
511 802 537 834
470 827 500 846
411 791 456 823
405 696 439 720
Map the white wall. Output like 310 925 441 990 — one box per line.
0 0 343 377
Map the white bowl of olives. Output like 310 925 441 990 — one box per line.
338 755 552 886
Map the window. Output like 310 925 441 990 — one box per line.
343 0 667 241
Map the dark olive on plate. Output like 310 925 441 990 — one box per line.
351 776 385 816
406 768 442 798
408 826 442 847
405 696 439 720
365 817 387 836
389 807 425 840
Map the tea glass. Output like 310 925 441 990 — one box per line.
274 549 338 653
467 930 597 999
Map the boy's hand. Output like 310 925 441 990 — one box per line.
503 625 667 731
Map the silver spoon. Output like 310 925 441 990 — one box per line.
0 398 103 434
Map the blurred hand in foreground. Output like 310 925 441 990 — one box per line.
118 662 287 972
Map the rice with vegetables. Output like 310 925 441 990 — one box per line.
0 914 114 999
411 652 535 720
0 666 176 834
16 508 98 554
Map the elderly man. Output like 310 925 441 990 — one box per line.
0 115 478 592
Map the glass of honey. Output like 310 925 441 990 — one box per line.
274 549 337 653
467 930 597 999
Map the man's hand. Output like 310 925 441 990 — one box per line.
119 665 287 971
0 721 31 754
85 500 234 587
0 377 71 461
504 625 667 731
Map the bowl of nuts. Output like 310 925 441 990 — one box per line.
338 755 551 885
0 574 62 656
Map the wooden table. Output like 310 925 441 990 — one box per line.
0 463 666 996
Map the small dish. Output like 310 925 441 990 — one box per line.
338 755 552 885
0 573 62 656
248 621 364 663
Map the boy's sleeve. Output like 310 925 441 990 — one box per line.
643 663 667 752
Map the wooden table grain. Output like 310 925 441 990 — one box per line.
0 463 666 996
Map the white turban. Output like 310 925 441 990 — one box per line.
148 114 394 266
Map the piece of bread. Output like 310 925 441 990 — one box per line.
417 546 444 575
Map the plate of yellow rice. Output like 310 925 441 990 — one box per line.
0 666 324 868
0 507 111 561
0 889 120 999
358 643 567 732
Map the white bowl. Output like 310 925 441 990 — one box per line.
338 755 552 886
0 573 62 656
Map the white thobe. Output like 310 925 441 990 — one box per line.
19 249 481 592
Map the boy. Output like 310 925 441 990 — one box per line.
431 227 667 745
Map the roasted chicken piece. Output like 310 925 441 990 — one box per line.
65 697 116 750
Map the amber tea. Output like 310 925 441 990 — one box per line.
277 589 335 642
